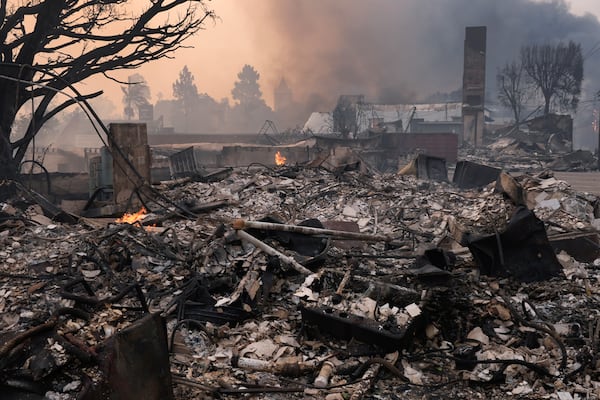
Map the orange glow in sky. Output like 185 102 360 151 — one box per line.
82 0 600 114
86 1 275 107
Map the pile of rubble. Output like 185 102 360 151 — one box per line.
1 162 600 399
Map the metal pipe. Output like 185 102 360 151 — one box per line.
233 219 393 242
235 229 312 275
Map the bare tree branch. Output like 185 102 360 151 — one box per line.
521 41 583 115
0 0 216 193
497 61 531 124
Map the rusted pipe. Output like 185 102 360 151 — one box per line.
235 229 312 274
314 360 335 388
233 219 393 242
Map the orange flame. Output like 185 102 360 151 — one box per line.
275 151 286 166
116 207 148 224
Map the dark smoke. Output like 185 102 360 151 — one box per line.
240 0 600 147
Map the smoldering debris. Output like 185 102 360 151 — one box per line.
2 160 600 399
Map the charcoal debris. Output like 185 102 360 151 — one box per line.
2 159 600 399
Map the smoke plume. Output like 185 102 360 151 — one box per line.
239 0 600 146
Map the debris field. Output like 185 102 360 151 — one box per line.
1 160 600 400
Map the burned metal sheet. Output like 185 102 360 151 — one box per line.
169 146 203 178
549 231 600 263
453 160 501 189
398 154 448 181
409 248 456 284
467 206 564 282
300 306 416 351
82 313 174 400
175 278 253 326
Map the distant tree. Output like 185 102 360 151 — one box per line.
172 66 199 130
0 0 215 199
497 61 530 124
164 67 226 133
521 41 583 115
229 65 272 132
231 65 267 112
173 66 199 104
121 74 151 120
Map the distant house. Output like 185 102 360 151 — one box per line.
356 102 463 134
303 112 333 134
303 96 472 137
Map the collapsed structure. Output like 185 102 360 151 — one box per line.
3 24 600 400
2 137 600 399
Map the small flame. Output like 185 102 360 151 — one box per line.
116 207 148 224
275 151 286 166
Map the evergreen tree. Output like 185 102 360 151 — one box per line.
231 65 267 113
173 66 200 131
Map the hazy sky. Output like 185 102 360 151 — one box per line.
85 0 600 112
568 0 600 17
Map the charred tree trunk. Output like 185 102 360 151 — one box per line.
543 94 551 115
0 135 18 201
0 77 22 200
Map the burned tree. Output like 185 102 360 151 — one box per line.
521 41 583 115
0 0 215 199
172 66 199 131
229 64 272 132
497 61 529 124
231 65 268 114
122 74 152 120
